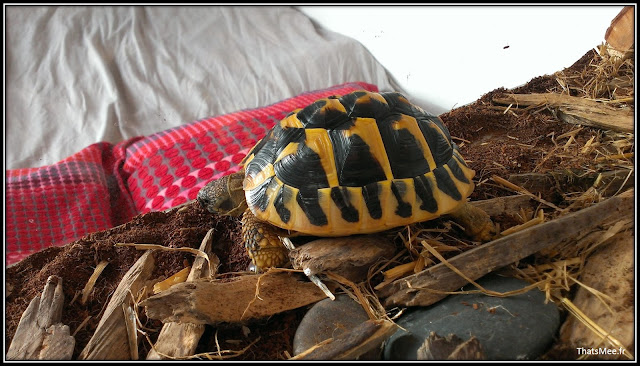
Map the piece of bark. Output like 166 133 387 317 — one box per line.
146 229 217 360
605 6 634 52
38 323 76 360
508 169 634 198
492 93 633 133
141 269 327 325
417 332 486 360
378 189 633 307
289 235 396 283
79 250 155 360
7 276 75 360
469 194 534 218
558 229 634 359
290 319 397 360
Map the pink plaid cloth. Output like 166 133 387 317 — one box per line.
5 82 379 265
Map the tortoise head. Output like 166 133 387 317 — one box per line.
197 170 247 217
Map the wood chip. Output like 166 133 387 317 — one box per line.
289 235 396 283
604 6 634 52
81 261 109 305
140 269 327 324
7 276 75 360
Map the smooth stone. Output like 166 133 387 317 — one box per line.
293 294 379 359
383 273 561 360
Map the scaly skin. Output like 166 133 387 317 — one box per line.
241 209 289 269
198 170 290 270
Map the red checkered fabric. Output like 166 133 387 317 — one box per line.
5 82 378 265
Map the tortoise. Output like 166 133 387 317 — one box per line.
198 90 496 271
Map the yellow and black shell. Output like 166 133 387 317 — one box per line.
241 90 475 236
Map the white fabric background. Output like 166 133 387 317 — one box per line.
5 6 401 169
300 6 626 114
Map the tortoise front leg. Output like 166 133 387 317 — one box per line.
241 209 290 271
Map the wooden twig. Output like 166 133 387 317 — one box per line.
378 189 633 307
492 93 633 133
81 261 109 305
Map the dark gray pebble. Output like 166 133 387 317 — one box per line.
383 273 561 360
293 294 378 358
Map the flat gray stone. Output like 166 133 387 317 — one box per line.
293 294 373 357
383 273 561 360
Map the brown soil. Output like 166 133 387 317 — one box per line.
5 48 633 360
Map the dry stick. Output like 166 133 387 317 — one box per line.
72 316 93 338
80 261 109 305
289 319 398 361
491 175 562 211
153 267 191 294
123 301 139 360
594 152 634 162
492 93 634 133
378 189 633 307
500 208 544 236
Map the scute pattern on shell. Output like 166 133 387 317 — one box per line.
241 90 475 236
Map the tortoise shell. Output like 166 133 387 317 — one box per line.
241 90 475 236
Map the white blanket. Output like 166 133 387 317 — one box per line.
6 6 401 169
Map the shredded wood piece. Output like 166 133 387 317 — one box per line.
123 301 138 360
72 316 92 338
153 266 191 294
594 152 633 162
81 261 109 305
378 261 416 288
